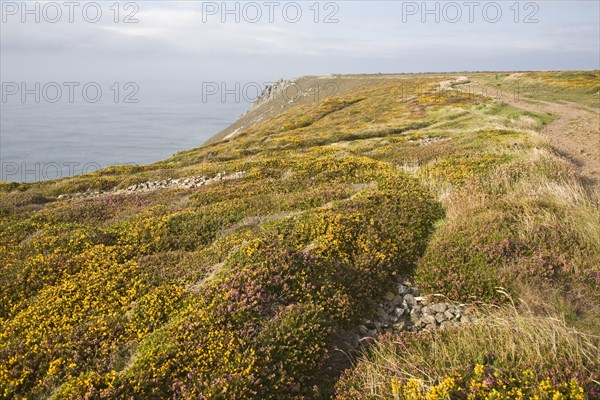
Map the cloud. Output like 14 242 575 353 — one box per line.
1 1 598 81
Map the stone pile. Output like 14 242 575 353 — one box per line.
411 136 451 146
349 277 471 347
57 171 246 201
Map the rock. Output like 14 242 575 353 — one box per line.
392 295 404 306
383 303 395 314
403 294 415 307
347 279 470 349
422 315 436 326
423 323 436 330
376 308 390 323
409 306 421 317
397 284 407 295
435 312 447 323
393 320 407 332
440 321 457 330
410 312 422 324
430 303 448 314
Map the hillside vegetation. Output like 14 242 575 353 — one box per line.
1 71 599 399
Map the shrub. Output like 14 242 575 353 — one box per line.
254 303 333 399
420 153 511 185
159 207 244 251
416 213 598 303
71 174 442 398
415 210 516 302
0 245 149 399
112 209 168 255
114 306 260 399
292 155 390 183
126 284 187 339
50 372 117 400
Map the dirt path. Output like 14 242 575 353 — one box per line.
466 79 600 198
511 99 598 188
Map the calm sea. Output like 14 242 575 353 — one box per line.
0 81 251 182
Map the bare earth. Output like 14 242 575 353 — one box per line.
472 79 600 200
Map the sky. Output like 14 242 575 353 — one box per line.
1 0 599 84
0 0 598 182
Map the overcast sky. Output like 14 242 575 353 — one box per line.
1 1 599 83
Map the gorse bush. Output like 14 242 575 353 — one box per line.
1 245 149 398
342 365 588 399
1 168 442 398
79 174 442 399
420 153 512 186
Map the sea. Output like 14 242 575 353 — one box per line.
0 81 251 183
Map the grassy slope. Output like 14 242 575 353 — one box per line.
0 72 599 399
478 70 600 109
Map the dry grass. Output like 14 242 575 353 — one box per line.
516 279 600 336
342 302 599 395
436 147 600 249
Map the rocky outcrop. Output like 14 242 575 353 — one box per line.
250 78 299 111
